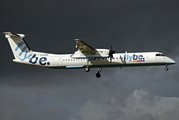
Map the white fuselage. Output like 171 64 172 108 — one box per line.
13 51 175 69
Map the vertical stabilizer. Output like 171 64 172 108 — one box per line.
4 32 32 61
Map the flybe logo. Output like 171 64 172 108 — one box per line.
124 54 145 62
15 41 32 61
29 54 50 65
15 41 50 65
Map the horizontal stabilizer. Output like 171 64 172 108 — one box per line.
4 32 25 38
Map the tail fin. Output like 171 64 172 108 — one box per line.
4 32 32 61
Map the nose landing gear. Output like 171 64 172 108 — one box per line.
165 67 169 71
165 65 169 71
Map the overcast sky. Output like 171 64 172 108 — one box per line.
1 0 179 120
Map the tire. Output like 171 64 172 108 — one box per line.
96 73 101 78
85 67 90 72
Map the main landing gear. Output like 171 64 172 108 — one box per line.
84 66 90 72
84 60 103 78
96 68 103 78
84 60 90 72
84 67 103 78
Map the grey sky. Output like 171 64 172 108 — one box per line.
0 0 179 120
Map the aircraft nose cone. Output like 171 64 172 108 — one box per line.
166 57 176 65
172 60 176 64
170 59 176 64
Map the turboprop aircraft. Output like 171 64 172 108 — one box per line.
4 32 175 78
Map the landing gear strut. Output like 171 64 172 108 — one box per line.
96 68 103 78
84 60 90 72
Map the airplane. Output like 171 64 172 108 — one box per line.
4 32 176 78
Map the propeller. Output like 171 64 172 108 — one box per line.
109 45 115 62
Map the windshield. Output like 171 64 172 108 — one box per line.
156 54 165 56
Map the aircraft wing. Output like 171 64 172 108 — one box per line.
74 39 97 55
72 39 110 60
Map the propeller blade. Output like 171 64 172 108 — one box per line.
110 56 112 62
110 44 112 50
108 44 115 62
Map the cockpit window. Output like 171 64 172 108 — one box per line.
156 54 165 56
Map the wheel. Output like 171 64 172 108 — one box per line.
165 67 169 71
96 73 101 78
84 67 90 72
